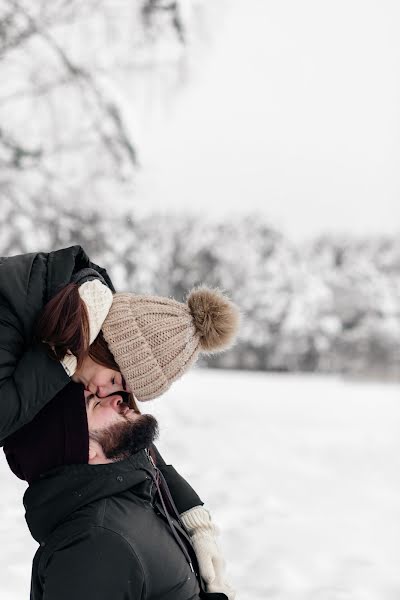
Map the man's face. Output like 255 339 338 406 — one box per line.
84 389 138 431
84 390 158 463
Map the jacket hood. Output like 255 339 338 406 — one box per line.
24 450 155 543
46 244 115 300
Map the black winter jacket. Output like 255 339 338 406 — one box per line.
26 450 227 600
0 245 114 443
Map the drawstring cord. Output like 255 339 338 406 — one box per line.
145 449 196 575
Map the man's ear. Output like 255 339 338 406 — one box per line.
88 439 98 463
88 439 111 465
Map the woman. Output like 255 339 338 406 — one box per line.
0 245 239 598
0 246 105 442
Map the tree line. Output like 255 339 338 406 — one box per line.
2 200 400 379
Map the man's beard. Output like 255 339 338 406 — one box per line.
90 414 159 461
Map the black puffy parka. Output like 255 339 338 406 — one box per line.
0 245 114 443
26 449 227 600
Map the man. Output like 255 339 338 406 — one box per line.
4 382 230 600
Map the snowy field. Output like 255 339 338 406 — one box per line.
0 369 399 599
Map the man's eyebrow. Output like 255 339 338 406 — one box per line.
85 393 95 407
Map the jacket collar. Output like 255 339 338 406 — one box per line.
24 450 155 543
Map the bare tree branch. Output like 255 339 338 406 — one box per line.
6 0 138 167
0 127 42 168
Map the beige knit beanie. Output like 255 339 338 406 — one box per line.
101 287 240 401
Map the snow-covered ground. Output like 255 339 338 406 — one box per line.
0 370 399 599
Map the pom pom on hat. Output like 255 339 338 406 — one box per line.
187 287 240 353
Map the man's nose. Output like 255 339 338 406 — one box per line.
101 394 123 411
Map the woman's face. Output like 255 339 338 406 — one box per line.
72 355 131 398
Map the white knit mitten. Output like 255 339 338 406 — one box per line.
180 506 236 600
60 280 113 376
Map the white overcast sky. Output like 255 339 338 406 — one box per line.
134 0 400 241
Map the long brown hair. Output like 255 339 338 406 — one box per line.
36 283 139 412
36 283 90 370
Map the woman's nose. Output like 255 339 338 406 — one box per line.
95 385 111 398
86 382 98 395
